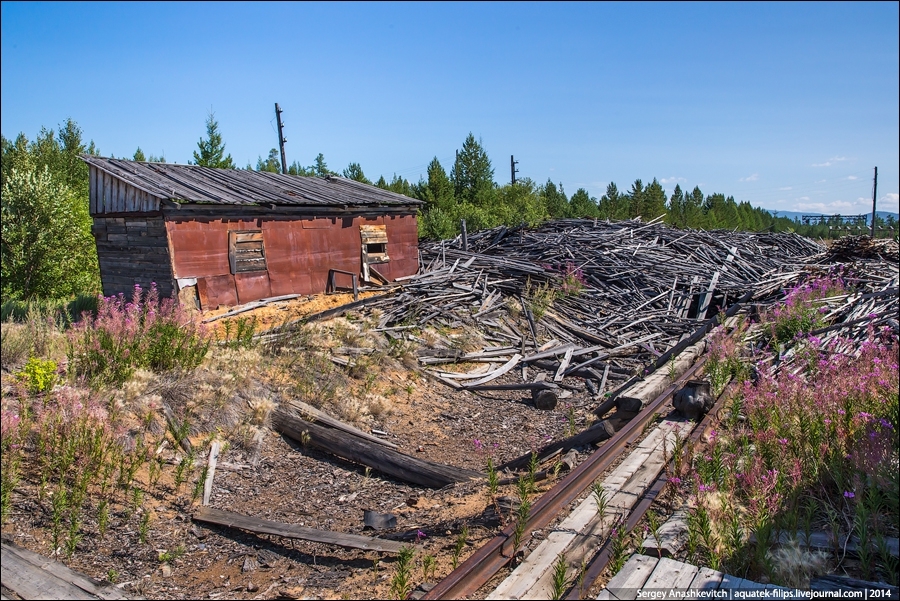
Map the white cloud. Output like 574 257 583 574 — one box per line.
816 179 827 184
847 176 858 180
879 192 900 213
793 200 855 213
811 156 848 168
739 173 759 182
779 186 793 191
660 176 686 185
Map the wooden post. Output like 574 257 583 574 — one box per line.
275 103 287 174
461 219 468 251
871 166 878 238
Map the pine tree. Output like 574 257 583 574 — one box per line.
628 179 644 218
569 188 599 218
598 182 622 219
668 184 685 227
256 148 281 173
342 162 371 184
133 147 146 162
451 133 495 206
643 178 667 218
541 180 570 218
192 112 235 169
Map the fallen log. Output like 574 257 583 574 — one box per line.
273 408 480 488
192 506 409 554
497 419 616 472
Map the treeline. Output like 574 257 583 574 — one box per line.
2 115 895 303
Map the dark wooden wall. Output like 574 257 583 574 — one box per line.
92 215 175 298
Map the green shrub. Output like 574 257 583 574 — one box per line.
16 357 58 394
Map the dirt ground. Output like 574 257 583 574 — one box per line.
1 292 607 600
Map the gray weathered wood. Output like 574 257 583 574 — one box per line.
602 554 659 600
273 409 479 488
1 540 129 600
689 566 724 590
193 507 408 554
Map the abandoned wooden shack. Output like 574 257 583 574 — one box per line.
81 156 422 309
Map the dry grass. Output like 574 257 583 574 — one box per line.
767 540 829 588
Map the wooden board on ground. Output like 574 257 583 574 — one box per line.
488 417 693 600
1 539 130 600
192 507 409 554
273 409 480 488
599 554 659 600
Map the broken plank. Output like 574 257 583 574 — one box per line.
202 440 220 506
460 354 522 387
192 507 408 554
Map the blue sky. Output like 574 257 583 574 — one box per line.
2 1 898 215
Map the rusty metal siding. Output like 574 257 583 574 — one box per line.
164 213 419 309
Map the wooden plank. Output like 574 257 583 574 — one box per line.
689 567 724 590
460 354 521 387
273 410 479 488
495 419 692 600
642 557 698 597
602 554 659 600
202 440 220 506
553 347 574 382
718 573 744 591
641 509 688 557
1 541 128 599
278 400 399 449
192 507 408 554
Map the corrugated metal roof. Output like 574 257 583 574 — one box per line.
81 156 423 208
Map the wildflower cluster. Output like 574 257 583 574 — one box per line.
67 283 210 387
769 273 846 344
677 274 898 583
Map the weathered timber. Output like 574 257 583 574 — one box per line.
1 538 129 599
193 507 408 554
272 409 480 488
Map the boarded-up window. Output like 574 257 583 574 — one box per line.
229 230 267 274
360 225 389 263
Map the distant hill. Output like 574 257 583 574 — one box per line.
767 210 898 224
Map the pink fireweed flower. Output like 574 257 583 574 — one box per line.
843 491 855 499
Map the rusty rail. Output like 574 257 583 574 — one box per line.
425 295 751 600
424 356 709 599
564 376 741 599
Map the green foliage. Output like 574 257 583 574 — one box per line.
389 546 416 600
67 284 209 387
16 357 58 394
342 162 371 184
569 188 599 218
1 125 100 301
550 552 570 600
256 148 281 173
191 112 234 169
452 133 495 206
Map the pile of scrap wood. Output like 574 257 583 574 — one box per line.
366 218 825 394
826 235 899 263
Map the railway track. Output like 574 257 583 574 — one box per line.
424 309 748 600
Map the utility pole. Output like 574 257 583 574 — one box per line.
510 155 519 185
275 103 287 174
870 166 878 238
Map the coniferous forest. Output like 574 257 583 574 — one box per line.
2 117 897 303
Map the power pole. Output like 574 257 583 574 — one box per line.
275 103 287 174
510 155 519 185
870 166 878 238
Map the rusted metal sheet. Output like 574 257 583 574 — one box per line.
198 275 238 309
165 213 418 309
235 272 272 304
